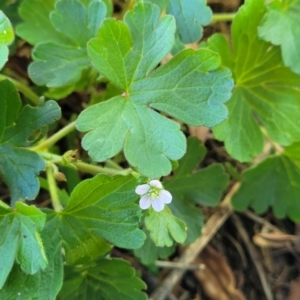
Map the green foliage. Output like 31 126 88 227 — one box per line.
0 10 14 69
77 1 233 178
0 201 47 289
258 0 300 74
232 154 300 221
205 0 300 162
143 0 212 43
59 258 147 300
0 80 61 203
18 0 108 89
134 228 175 265
42 174 145 264
165 137 229 244
145 207 187 247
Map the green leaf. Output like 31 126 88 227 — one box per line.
232 155 300 221
165 137 229 244
42 174 145 265
77 2 233 178
206 0 300 162
258 0 300 74
0 80 61 203
59 258 147 300
24 0 107 88
134 228 175 265
0 202 47 289
0 10 14 69
284 142 300 163
143 0 212 43
0 253 62 300
145 208 187 247
166 0 212 43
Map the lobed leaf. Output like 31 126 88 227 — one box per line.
165 137 229 244
205 0 300 162
232 155 300 221
77 2 233 178
0 202 47 289
59 259 147 300
21 0 108 89
145 208 187 247
41 174 145 266
258 0 300 74
0 80 61 203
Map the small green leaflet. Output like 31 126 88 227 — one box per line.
145 207 187 247
0 10 14 69
19 0 108 88
258 0 300 74
41 174 145 265
0 80 61 203
165 137 229 244
77 1 233 178
232 155 300 222
134 228 175 265
0 202 47 289
206 0 300 162
59 259 147 300
142 0 212 43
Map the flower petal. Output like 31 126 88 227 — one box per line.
152 198 165 212
135 184 150 195
149 180 162 189
139 194 152 210
159 190 172 204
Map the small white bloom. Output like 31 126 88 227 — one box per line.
135 180 172 212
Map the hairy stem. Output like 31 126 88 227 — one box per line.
46 163 64 212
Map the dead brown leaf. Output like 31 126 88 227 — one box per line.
193 245 245 300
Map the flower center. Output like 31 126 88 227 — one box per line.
149 187 160 198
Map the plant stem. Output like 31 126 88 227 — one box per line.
32 121 77 151
38 152 132 176
211 13 236 23
46 163 64 212
0 74 40 105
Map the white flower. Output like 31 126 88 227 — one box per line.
135 180 172 212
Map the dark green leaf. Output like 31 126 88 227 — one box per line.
165 137 229 244
205 0 300 162
42 174 145 265
59 258 147 300
232 155 300 221
0 80 61 203
77 2 233 178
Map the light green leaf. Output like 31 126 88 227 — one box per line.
206 0 300 162
59 258 147 300
258 0 300 74
78 2 233 178
0 202 47 289
0 80 61 203
42 174 145 264
134 228 175 265
0 10 14 69
232 155 300 221
143 0 212 43
145 208 187 247
26 0 107 88
166 0 212 43
165 137 229 244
